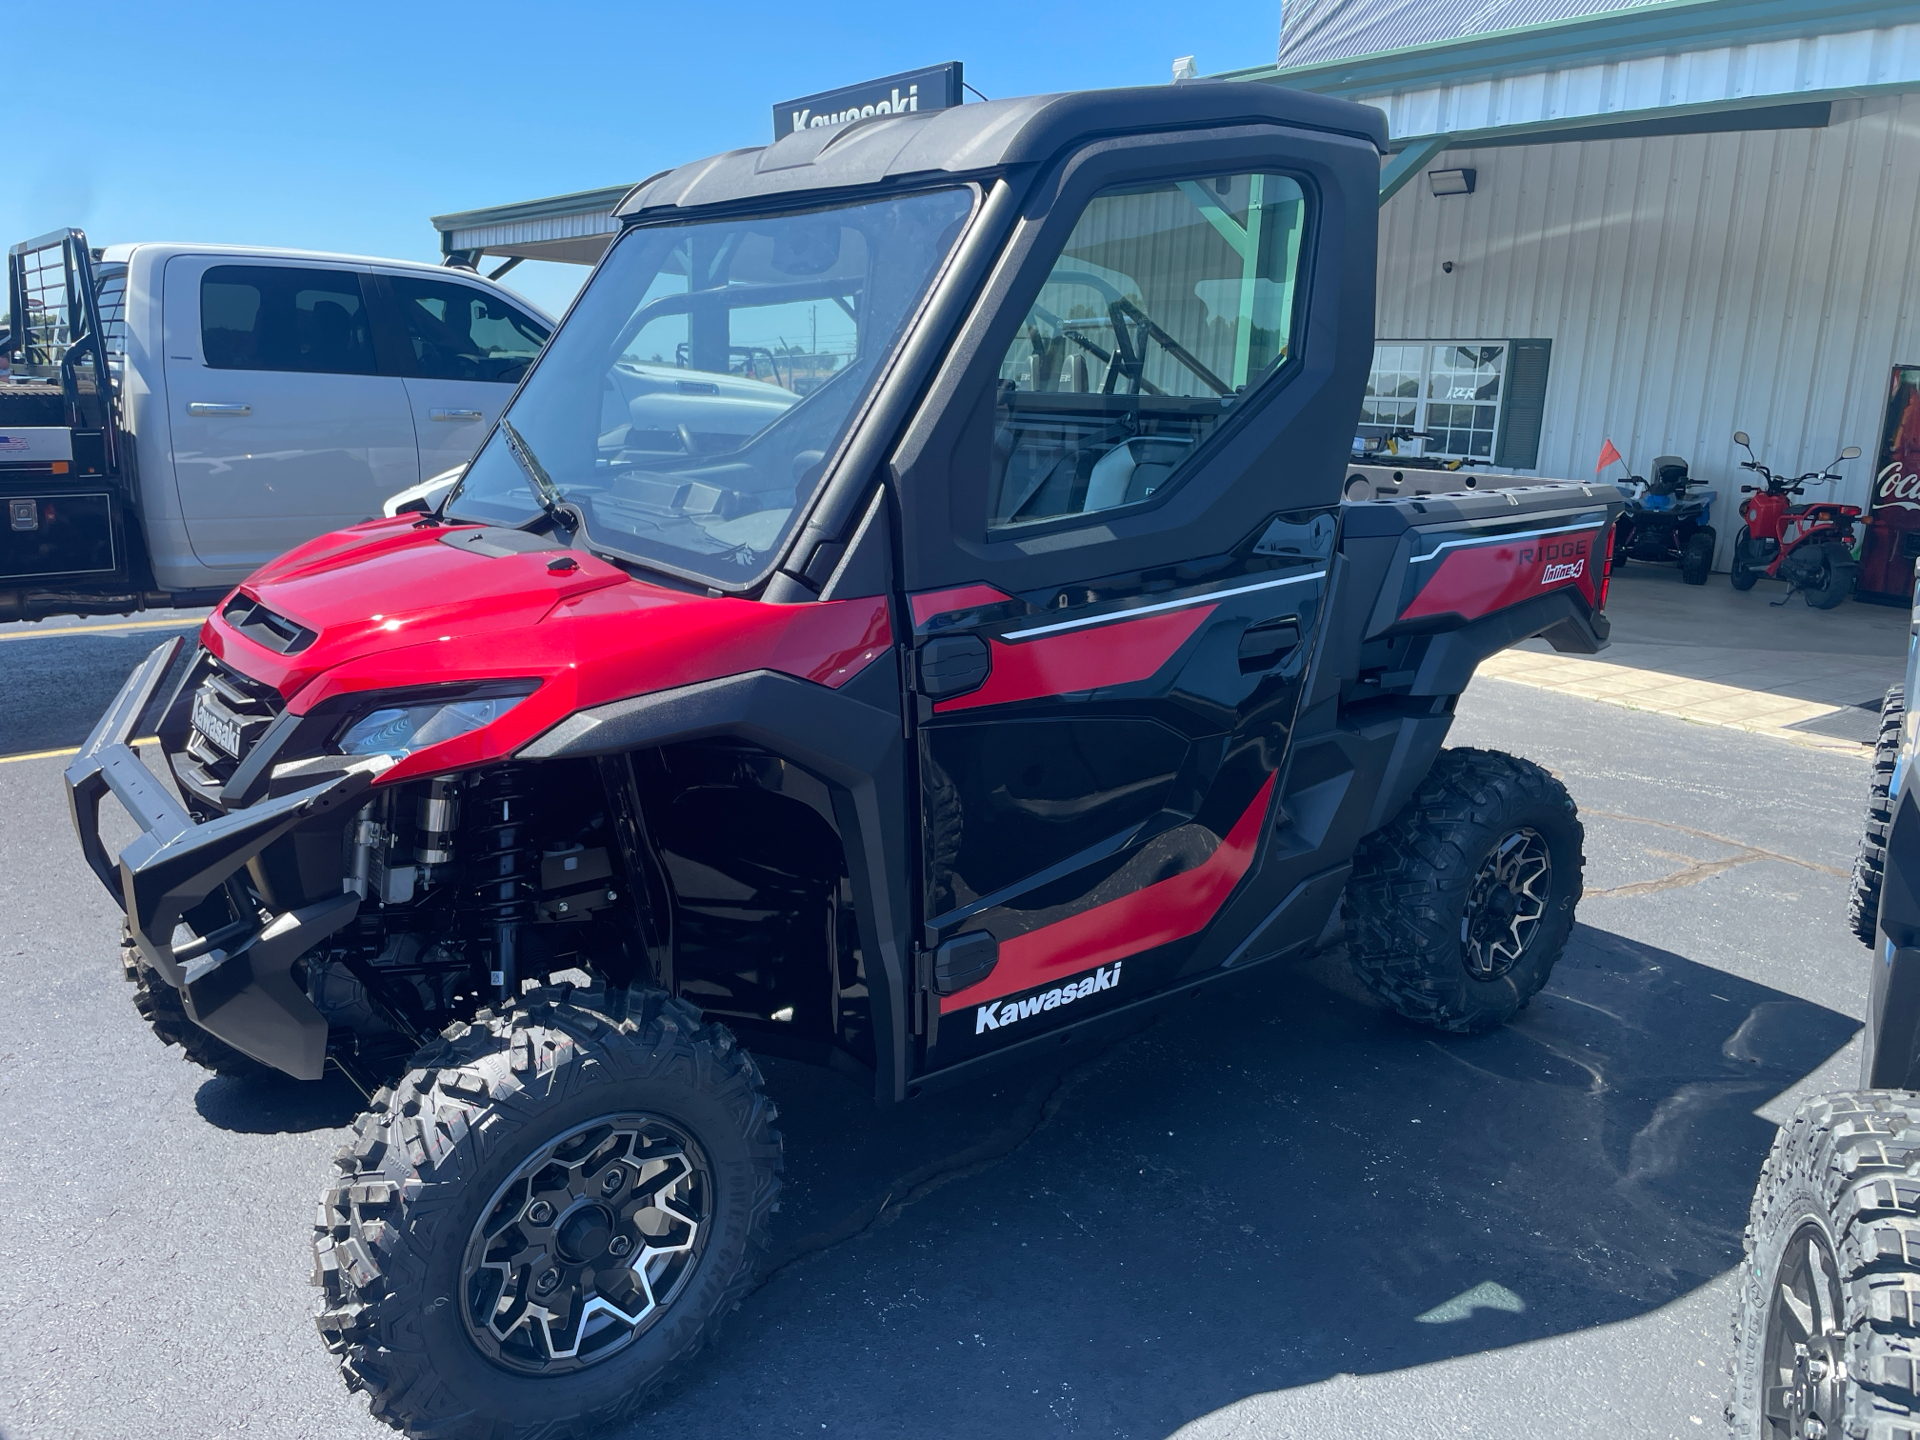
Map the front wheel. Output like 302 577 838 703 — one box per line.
1344 747 1584 1033
1804 542 1858 609
121 932 270 1079
314 984 782 1440
1730 527 1760 591
1682 530 1715 585
1729 1091 1920 1440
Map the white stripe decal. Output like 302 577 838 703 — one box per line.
1410 519 1603 563
1000 569 1326 642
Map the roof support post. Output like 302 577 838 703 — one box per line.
1378 136 1451 205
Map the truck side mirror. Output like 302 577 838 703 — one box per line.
1733 431 1750 448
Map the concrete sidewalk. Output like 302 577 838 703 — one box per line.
1480 561 1909 754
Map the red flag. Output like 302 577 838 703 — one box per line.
1594 438 1623 473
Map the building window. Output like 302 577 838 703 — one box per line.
1362 341 1508 460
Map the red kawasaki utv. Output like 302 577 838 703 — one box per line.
68 82 1622 1438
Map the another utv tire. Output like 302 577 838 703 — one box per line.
1729 1090 1920 1440
1805 542 1858 609
1849 686 1905 947
1682 530 1715 585
1345 747 1583 1034
314 984 781 1440
120 932 270 1079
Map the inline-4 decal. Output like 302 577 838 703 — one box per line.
973 960 1123 1034
1399 521 1605 622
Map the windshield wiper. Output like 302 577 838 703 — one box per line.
500 418 564 520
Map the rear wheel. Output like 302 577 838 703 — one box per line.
314 983 781 1440
1730 527 1760 591
1344 747 1584 1033
1850 686 1905 946
1682 530 1715 585
1804 543 1858 609
1729 1091 1920 1440
121 931 270 1079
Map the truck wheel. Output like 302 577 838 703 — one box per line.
1849 686 1905 947
1804 544 1858 609
313 984 781 1440
1729 1090 1920 1440
1344 747 1583 1034
1731 528 1760 591
120 931 270 1080
1682 530 1715 585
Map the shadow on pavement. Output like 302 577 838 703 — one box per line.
194 1067 366 1134
641 922 1859 1437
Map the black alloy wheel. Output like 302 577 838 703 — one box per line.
314 983 781 1440
1755 1221 1846 1439
1461 828 1550 981
462 1114 711 1374
1345 747 1583 1033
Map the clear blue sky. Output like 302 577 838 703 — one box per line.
9 2 1280 319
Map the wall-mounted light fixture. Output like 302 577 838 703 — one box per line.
1428 168 1476 197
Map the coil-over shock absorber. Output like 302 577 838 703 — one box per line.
468 766 534 1002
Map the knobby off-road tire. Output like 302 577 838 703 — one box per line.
120 931 271 1080
1730 1091 1920 1440
1345 747 1584 1034
314 984 782 1440
1683 530 1716 585
1850 686 1906 947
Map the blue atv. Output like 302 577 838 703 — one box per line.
1611 454 1717 584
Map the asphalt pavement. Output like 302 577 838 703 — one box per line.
0 622 1875 1440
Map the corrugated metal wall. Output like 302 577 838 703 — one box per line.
1375 94 1920 567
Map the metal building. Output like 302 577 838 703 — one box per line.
1231 0 1920 578
431 0 1920 579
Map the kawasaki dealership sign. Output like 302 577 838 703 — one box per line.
773 63 964 140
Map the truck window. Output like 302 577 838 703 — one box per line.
94 264 129 367
384 275 550 383
988 172 1308 531
200 265 376 374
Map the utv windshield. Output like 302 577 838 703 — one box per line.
445 187 976 583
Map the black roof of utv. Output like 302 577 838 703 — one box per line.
616 81 1390 218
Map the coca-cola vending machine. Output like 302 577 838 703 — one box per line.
1860 365 1920 603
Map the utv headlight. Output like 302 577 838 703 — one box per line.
334 692 530 758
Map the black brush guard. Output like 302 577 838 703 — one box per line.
64 638 382 1078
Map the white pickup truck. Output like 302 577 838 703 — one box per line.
0 228 552 621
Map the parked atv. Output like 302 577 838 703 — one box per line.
1728 430 1865 607
67 83 1622 1440
1730 580 1920 1439
1611 454 1716 584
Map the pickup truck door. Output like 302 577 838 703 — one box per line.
367 270 551 480
161 256 418 579
889 131 1378 1074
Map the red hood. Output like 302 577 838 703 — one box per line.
202 518 893 783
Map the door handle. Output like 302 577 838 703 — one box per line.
1237 618 1302 675
431 408 483 423
187 403 250 417
918 635 991 699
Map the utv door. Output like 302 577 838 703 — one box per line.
892 125 1379 1075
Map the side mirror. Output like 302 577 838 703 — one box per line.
1733 431 1751 448
1842 446 1862 460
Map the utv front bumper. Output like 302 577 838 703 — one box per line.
65 638 378 1079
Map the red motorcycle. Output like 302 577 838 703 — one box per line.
1728 430 1865 608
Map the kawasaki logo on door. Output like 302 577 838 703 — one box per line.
974 962 1123 1034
